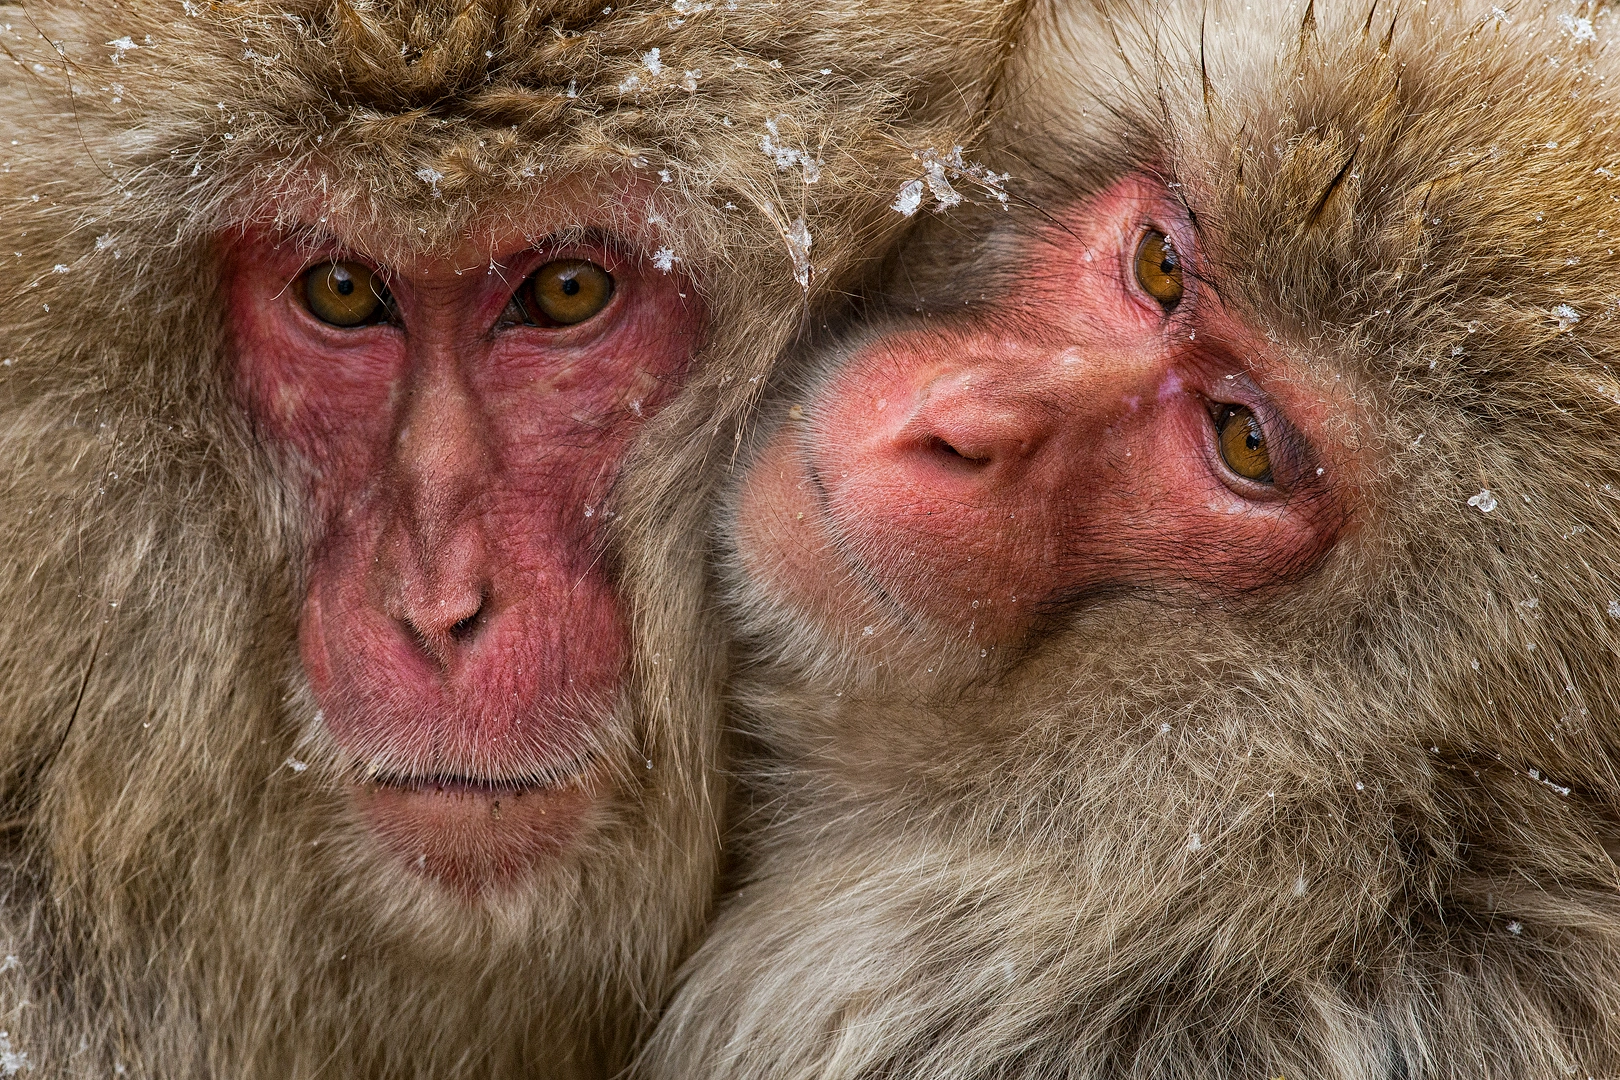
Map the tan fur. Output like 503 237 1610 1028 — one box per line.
639 1 1620 1076
0 1 1022 1076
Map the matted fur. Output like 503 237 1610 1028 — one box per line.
0 0 1022 1076
638 1 1620 1076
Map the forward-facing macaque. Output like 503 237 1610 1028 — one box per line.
640 1 1620 1075
0 1 1018 1076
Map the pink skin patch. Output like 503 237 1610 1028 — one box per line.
227 222 702 896
737 177 1354 646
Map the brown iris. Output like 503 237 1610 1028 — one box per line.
1135 229 1183 310
302 262 387 327
526 259 614 326
1215 404 1273 483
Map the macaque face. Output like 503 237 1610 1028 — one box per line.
227 213 701 894
737 177 1357 655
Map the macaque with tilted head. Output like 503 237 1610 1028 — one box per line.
639 1 1620 1076
0 0 1020 1076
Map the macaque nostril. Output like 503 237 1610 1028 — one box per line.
924 436 990 469
398 589 488 656
448 603 484 643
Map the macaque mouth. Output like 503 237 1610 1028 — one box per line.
359 756 596 797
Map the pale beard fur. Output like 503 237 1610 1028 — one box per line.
638 1 1620 1077
0 1 1020 1076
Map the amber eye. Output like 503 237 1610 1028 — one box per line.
1135 229 1184 310
526 259 614 326
1215 404 1273 483
302 261 387 327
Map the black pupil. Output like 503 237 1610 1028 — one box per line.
1245 427 1261 451
561 277 581 296
335 274 355 296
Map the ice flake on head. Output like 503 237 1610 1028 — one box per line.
106 36 137 62
642 48 663 76
923 159 963 210
893 146 1010 216
892 178 925 216
1552 303 1581 329
1608 599 1620 618
1559 13 1598 42
652 246 677 272
760 117 821 184
1467 488 1498 513
0 1032 24 1077
783 216 812 289
414 166 444 196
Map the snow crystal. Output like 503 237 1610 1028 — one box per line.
899 146 1011 214
94 234 115 251
1559 13 1597 42
784 216 812 289
106 36 137 62
0 957 16 974
681 69 701 92
1506 920 1523 935
1292 875 1308 897
617 73 641 95
414 166 444 188
652 246 676 272
760 118 821 183
1608 599 1620 618
1467 489 1498 513
284 758 308 773
1186 832 1202 852
923 160 962 210
642 48 663 76
1552 303 1581 329
51 264 68 274
0 1032 25 1077
892 179 924 216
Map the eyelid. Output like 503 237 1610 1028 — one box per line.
1125 218 1196 314
1199 388 1311 497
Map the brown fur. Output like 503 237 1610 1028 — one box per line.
638 1 1620 1076
0 1 1022 1076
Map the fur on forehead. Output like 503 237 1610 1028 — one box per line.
5 0 1016 270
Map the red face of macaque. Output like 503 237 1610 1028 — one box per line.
227 213 702 895
737 176 1355 652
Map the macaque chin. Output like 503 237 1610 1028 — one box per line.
734 176 1354 675
227 218 701 893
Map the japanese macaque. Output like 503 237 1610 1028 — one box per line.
638 1 1620 1076
0 1 1019 1076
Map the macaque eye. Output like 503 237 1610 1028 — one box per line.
526 259 615 326
1215 404 1274 483
302 261 388 328
1134 229 1183 310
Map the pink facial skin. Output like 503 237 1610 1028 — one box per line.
737 176 1355 646
227 222 702 896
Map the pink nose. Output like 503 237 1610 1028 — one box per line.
887 369 1054 483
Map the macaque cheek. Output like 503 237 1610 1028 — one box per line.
733 423 859 628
